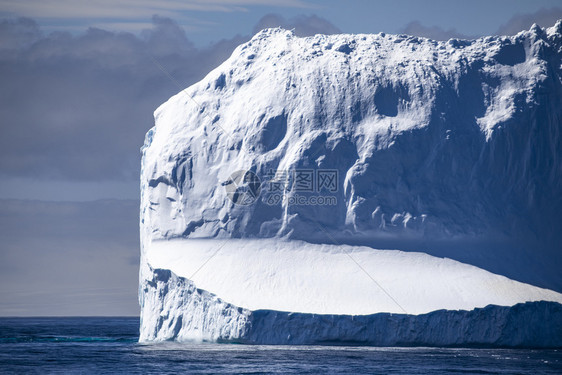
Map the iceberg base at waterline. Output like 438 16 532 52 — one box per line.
139 268 562 347
138 239 562 347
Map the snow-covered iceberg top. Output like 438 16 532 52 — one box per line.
141 21 562 247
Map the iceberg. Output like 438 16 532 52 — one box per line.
139 21 562 346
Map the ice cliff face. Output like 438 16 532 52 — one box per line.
140 22 562 345
142 22 562 263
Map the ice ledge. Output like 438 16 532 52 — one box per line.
140 268 562 347
144 238 562 315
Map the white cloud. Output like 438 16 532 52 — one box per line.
0 0 313 19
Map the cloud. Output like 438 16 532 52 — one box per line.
0 0 313 19
495 7 562 36
400 8 562 42
0 14 341 188
252 13 341 37
399 20 472 41
0 16 247 182
0 199 140 316
0 17 41 49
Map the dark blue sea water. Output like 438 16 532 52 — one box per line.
0 318 561 374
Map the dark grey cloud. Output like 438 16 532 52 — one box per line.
0 17 41 50
0 16 247 182
0 199 140 316
252 13 341 37
0 14 339 187
496 7 562 36
0 14 341 316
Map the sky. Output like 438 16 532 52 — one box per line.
0 0 561 316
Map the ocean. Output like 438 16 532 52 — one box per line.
0 317 560 374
